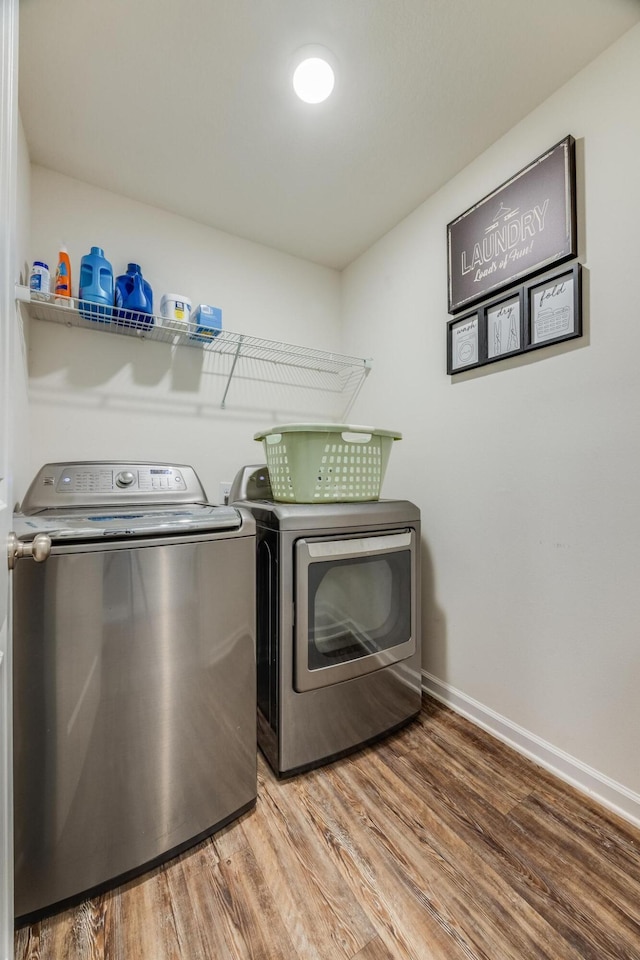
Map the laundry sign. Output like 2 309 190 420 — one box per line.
447 136 576 313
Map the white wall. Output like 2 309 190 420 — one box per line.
342 24 640 822
27 169 342 502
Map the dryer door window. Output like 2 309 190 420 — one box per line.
294 530 417 692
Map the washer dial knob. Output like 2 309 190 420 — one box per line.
116 471 136 488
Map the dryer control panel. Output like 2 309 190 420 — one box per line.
20 461 207 512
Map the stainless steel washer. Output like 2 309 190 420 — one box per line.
11 461 256 924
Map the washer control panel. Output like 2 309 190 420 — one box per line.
21 462 206 513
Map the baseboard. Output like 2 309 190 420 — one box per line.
422 670 640 830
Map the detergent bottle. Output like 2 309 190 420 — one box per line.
78 246 114 321
54 248 72 306
114 263 154 328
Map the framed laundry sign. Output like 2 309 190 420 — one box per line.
445 262 582 375
446 311 482 374
447 136 576 313
524 263 582 350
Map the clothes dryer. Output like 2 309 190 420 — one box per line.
232 465 421 777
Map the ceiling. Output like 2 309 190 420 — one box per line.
18 0 640 270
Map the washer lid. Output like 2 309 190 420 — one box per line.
12 504 242 543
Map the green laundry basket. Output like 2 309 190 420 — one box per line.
254 422 402 503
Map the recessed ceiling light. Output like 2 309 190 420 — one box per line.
292 47 336 104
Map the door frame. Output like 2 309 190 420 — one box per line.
0 0 19 955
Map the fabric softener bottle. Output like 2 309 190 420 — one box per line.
78 246 114 321
114 263 154 328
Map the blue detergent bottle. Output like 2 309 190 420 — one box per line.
78 247 114 322
114 263 154 328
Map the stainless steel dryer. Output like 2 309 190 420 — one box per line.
232 465 422 777
11 461 257 924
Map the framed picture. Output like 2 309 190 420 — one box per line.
524 263 582 350
485 289 524 362
447 311 483 374
447 136 577 313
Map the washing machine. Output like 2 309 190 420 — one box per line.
11 461 256 923
230 465 422 777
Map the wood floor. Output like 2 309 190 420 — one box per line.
15 696 640 960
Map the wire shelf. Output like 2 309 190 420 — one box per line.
20 290 372 415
